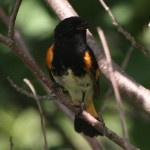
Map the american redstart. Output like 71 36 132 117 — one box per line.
46 16 102 137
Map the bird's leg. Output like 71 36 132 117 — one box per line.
80 91 86 113
74 91 85 117
51 82 62 96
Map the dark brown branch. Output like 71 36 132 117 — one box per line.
8 0 22 38
105 127 132 150
0 33 52 88
7 77 55 100
0 7 32 57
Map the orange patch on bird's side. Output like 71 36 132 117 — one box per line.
85 100 98 118
84 51 92 70
46 44 54 69
95 69 100 80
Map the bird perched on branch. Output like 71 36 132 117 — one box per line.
46 16 102 137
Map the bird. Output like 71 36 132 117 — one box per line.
46 16 102 137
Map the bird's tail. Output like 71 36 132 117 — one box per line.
74 100 103 137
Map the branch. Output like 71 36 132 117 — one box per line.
8 0 22 38
82 111 138 150
100 46 134 112
23 78 48 150
0 7 32 57
46 0 150 116
54 102 103 150
8 75 102 149
9 136 13 150
0 33 104 149
0 34 139 149
0 8 101 148
121 46 134 69
98 0 150 56
0 1 146 149
97 27 129 146
7 77 55 100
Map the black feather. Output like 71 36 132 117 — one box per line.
74 115 103 137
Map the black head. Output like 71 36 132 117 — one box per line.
54 16 89 40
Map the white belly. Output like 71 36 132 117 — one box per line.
53 69 94 105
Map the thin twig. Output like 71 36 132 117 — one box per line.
7 77 55 100
8 0 22 38
0 8 32 57
23 78 48 150
121 46 134 69
98 0 150 56
9 136 13 150
101 45 134 112
100 87 112 113
97 27 130 148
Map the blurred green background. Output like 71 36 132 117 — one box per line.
0 0 150 150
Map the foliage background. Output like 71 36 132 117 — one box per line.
0 0 150 149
